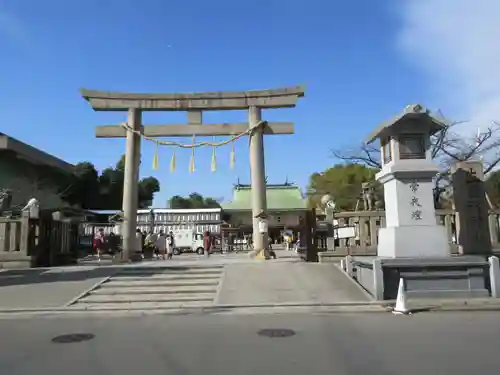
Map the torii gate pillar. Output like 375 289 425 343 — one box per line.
249 106 268 257
122 108 142 261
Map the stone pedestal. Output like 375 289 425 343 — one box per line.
378 226 449 258
351 256 491 300
376 160 449 258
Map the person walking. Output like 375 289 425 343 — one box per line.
284 235 290 251
166 231 175 260
203 231 212 258
136 229 144 259
93 228 105 262
108 232 118 255
155 230 167 260
144 231 158 259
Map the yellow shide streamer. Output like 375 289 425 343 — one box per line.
135 121 264 173
189 135 196 173
211 137 217 172
229 137 236 170
170 149 176 172
152 140 160 170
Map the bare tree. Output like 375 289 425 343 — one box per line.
438 121 500 174
332 114 500 209
331 143 382 169
332 118 500 175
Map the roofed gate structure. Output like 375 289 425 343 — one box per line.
222 182 308 239
81 86 305 260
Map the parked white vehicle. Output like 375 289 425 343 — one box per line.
172 229 205 255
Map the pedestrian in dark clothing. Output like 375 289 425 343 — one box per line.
166 231 174 259
203 231 212 258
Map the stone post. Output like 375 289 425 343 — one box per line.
121 108 142 261
0 221 8 252
372 258 384 300
489 256 500 298
345 255 354 276
451 160 492 255
19 211 31 256
248 106 268 257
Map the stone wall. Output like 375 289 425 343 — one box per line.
0 154 66 210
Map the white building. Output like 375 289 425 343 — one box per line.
136 208 222 234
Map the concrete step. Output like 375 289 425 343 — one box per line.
101 279 219 288
120 265 223 271
91 286 217 295
111 274 221 281
70 301 212 310
117 268 223 276
79 293 215 304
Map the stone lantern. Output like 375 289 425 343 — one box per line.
365 104 449 258
342 104 495 301
255 210 269 235
253 210 270 259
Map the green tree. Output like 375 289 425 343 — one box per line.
168 193 221 209
307 163 382 211
138 177 160 208
203 197 221 208
169 195 192 209
61 162 101 208
61 155 160 209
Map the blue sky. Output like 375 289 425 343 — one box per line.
1 0 496 207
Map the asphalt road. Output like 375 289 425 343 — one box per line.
1 311 499 375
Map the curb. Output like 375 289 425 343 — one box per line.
335 263 375 301
0 301 384 313
0 304 388 317
64 275 113 307
2 299 500 316
212 265 226 305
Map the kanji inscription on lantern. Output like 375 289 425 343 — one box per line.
409 181 419 193
410 196 422 207
408 180 423 221
411 210 423 220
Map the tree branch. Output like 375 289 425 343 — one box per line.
331 114 500 178
331 143 381 169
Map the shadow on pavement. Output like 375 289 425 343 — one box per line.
0 266 119 287
0 261 198 287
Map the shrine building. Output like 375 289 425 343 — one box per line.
221 181 308 242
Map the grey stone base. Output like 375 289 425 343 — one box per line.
0 252 34 269
345 255 492 300
248 250 259 258
130 252 144 263
318 251 342 263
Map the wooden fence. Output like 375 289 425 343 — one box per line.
322 209 500 256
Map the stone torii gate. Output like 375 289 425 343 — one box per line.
80 86 305 261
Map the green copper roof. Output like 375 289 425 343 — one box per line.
222 185 308 211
